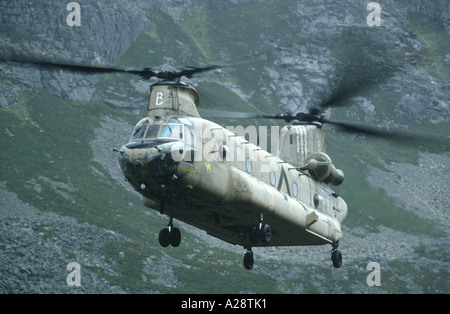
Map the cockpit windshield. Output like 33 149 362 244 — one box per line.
130 118 149 140
158 124 183 140
129 118 185 142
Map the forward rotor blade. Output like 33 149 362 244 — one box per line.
262 113 297 122
2 57 158 78
179 65 227 79
198 109 263 119
1 58 226 80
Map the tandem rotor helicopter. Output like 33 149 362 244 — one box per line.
4 57 445 270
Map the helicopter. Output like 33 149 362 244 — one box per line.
117 75 349 270
3 57 445 270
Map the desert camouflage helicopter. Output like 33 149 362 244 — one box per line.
120 76 349 270
4 58 442 270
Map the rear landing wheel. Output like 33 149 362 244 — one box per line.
249 223 272 245
243 250 254 270
331 249 342 268
159 217 182 248
259 224 272 245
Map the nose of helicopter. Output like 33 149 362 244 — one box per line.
118 143 180 181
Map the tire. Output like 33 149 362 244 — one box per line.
170 227 181 247
331 249 342 268
159 228 170 247
259 224 272 245
243 251 254 270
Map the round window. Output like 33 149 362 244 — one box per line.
219 145 229 161
245 157 252 173
269 171 276 186
314 193 320 208
292 182 298 198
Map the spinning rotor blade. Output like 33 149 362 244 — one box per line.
198 108 262 119
199 110 299 121
322 117 449 150
321 118 400 138
2 58 157 78
178 65 227 79
318 83 372 110
251 108 448 150
260 113 297 122
1 57 226 81
316 67 400 111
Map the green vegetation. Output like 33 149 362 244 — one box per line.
409 12 450 83
326 133 440 236
1 92 139 229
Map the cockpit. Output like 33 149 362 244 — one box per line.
129 117 191 143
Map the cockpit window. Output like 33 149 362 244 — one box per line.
129 119 184 142
158 124 183 140
130 118 149 141
145 125 161 139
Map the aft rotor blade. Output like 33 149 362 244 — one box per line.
321 118 392 137
319 83 377 110
317 69 400 110
322 117 449 150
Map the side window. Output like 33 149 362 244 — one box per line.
269 171 276 186
130 118 149 141
292 182 298 198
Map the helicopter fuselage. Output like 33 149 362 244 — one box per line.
118 115 347 248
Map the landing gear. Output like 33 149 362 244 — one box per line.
158 228 170 247
260 223 272 245
243 248 254 270
159 217 181 248
249 217 272 245
331 242 342 268
243 217 271 270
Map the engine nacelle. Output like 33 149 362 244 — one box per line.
301 152 344 186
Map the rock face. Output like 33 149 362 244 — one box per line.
0 188 127 293
0 0 448 293
0 0 150 106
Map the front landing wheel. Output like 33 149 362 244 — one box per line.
170 227 181 247
159 228 170 247
331 249 342 268
159 227 181 247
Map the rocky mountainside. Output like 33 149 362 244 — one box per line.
1 0 448 294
